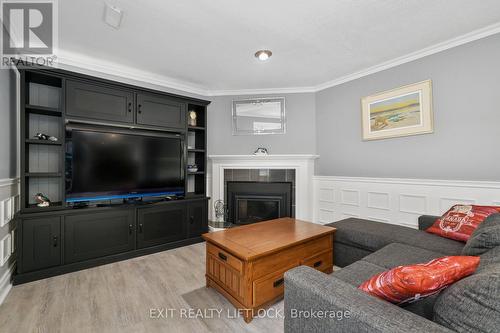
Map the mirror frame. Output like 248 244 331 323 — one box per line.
231 97 286 135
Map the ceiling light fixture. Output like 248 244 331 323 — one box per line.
255 50 272 61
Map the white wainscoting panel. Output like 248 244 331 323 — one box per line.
367 191 390 210
0 178 20 305
0 234 12 266
313 176 500 228
399 194 427 215
0 194 19 227
340 189 360 207
318 187 335 203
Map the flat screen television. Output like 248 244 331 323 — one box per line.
65 127 185 203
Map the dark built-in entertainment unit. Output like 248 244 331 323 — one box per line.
14 65 210 284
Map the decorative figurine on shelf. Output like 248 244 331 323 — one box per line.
34 133 58 141
34 193 51 207
214 199 228 223
188 110 197 127
187 164 199 172
253 147 269 156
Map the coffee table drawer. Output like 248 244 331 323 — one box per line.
301 249 333 272
207 243 243 273
253 266 295 307
252 235 332 280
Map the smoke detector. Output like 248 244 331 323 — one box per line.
103 3 123 29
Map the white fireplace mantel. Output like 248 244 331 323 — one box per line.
208 154 319 221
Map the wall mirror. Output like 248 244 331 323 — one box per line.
232 97 285 135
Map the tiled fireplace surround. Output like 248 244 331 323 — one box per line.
208 155 318 222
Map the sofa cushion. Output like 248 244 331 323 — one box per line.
362 243 445 269
426 205 500 242
333 258 443 320
478 246 500 270
359 256 480 305
327 218 464 255
402 294 439 320
333 242 372 267
462 213 500 256
332 260 386 287
433 263 500 333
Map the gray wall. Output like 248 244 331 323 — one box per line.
0 68 17 279
207 93 316 155
316 33 500 181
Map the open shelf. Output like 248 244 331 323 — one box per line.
25 139 62 146
26 201 63 208
187 171 205 175
186 192 206 198
25 104 62 116
188 126 205 131
186 103 207 197
21 70 65 211
25 172 62 178
23 202 65 213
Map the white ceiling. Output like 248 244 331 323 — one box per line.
58 0 500 95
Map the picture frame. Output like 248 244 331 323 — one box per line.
361 80 433 140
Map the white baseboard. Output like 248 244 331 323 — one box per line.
313 176 500 228
0 263 14 305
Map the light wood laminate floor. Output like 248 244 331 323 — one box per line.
0 242 284 333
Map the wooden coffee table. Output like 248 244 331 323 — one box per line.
202 217 336 322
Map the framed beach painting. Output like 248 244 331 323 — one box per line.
361 80 433 140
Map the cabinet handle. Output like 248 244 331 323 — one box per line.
313 260 323 268
129 224 133 235
189 216 194 224
273 278 284 288
218 252 227 261
138 104 142 114
139 223 143 233
53 236 58 247
128 102 132 112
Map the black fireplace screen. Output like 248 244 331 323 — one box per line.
227 182 292 225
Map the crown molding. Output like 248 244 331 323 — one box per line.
55 50 210 97
54 22 500 97
208 86 317 96
313 22 500 92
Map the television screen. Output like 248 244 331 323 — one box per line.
66 129 184 202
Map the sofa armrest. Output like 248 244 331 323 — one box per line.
418 215 440 230
284 266 453 333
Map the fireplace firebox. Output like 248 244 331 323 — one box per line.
227 181 292 225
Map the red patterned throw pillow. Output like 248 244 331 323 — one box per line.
426 205 500 242
359 256 480 304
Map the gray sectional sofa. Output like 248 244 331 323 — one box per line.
284 214 500 333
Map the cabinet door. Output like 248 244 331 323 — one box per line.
64 210 135 264
21 217 61 272
187 200 208 238
137 203 187 249
136 93 186 129
66 80 134 123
